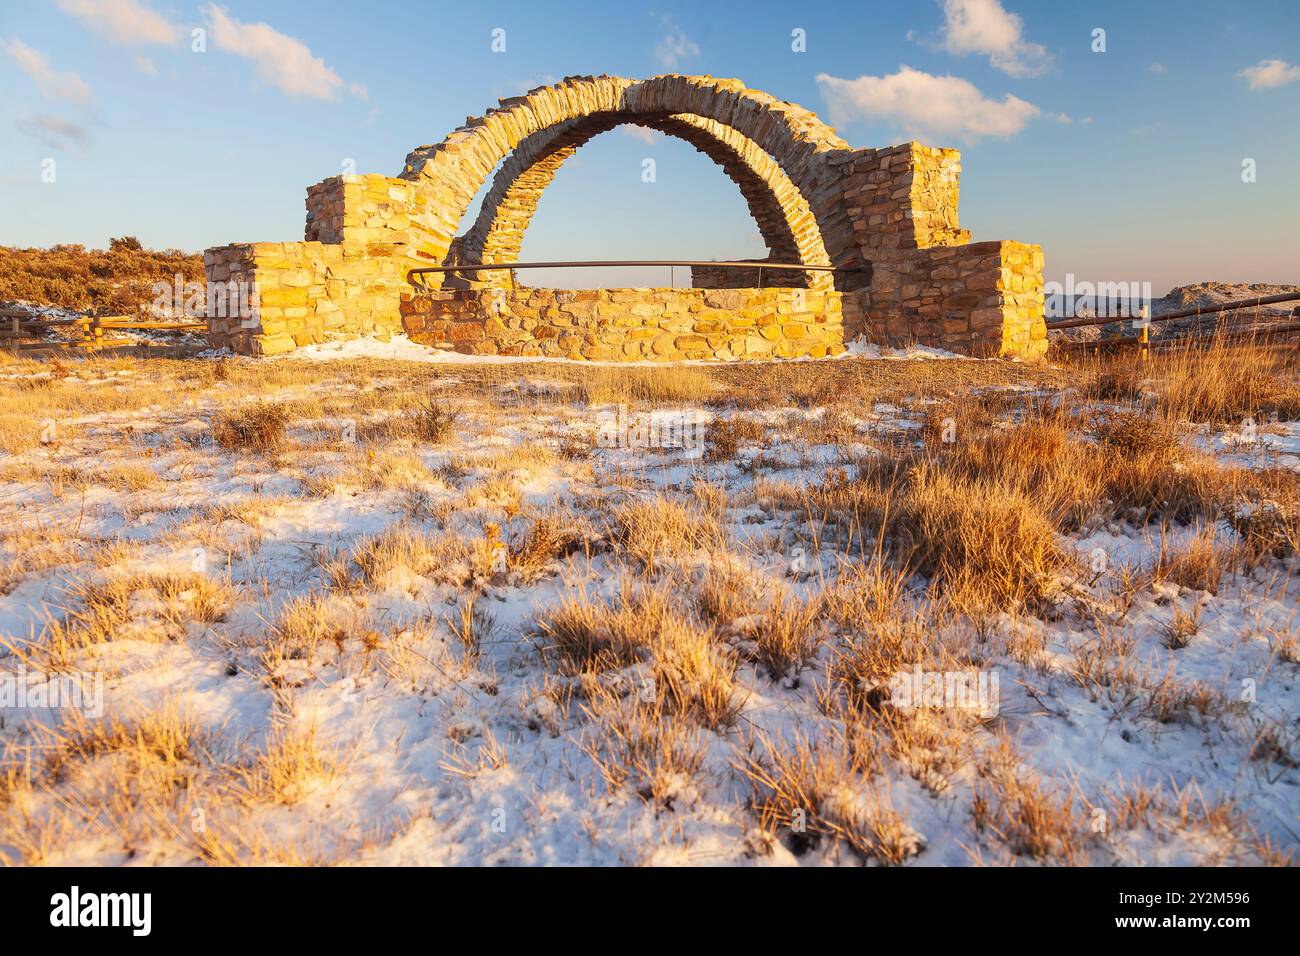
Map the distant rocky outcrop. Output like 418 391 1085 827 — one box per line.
1155 281 1299 317
1150 282 1300 338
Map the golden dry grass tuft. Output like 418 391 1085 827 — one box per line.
747 592 827 681
738 729 922 864
612 496 726 569
579 687 707 809
213 402 290 452
534 586 667 673
351 523 473 586
239 722 342 806
972 737 1091 864
7 571 234 671
580 365 716 406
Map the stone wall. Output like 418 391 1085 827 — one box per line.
689 260 808 289
204 174 422 355
203 238 408 356
400 287 846 361
852 240 1046 359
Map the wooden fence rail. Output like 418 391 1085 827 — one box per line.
1046 290 1300 359
0 308 207 353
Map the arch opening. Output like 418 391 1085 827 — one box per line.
399 75 857 292
444 111 830 290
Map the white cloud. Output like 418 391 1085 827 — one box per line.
1238 58 1300 90
620 124 662 145
16 113 91 148
134 55 158 75
0 37 93 102
203 4 366 101
932 0 1051 78
1148 63 1167 75
654 16 699 69
816 66 1042 142
55 0 179 46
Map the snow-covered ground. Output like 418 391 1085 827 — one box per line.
0 348 1295 866
257 332 968 366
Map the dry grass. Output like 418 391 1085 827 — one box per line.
581 365 716 406
1094 411 1185 458
351 523 475 586
534 586 667 673
746 592 827 682
365 399 459 444
1152 336 1300 423
612 496 726 569
6 571 234 671
1075 336 1300 423
508 510 586 582
263 591 372 671
579 687 707 809
536 581 743 730
0 701 228 865
738 729 922 864
445 593 495 664
972 737 1091 864
1228 496 1300 559
1149 525 1238 594
0 525 82 595
1159 607 1201 649
38 701 212 791
239 722 342 806
96 462 160 492
897 463 1070 610
646 610 744 731
1141 671 1235 726
694 560 769 624
0 336 1294 866
705 415 769 461
345 449 437 491
213 402 290 452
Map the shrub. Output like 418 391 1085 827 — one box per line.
0 243 201 316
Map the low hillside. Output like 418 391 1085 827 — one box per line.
0 239 203 317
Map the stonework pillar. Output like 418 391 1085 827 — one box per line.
828 141 1046 359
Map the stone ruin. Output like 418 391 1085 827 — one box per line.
203 74 1047 361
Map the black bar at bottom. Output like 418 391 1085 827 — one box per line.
0 865 1281 942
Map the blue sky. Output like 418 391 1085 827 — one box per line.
1 0 1297 293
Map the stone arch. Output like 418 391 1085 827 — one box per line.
399 75 857 289
455 111 831 289
205 74 1049 360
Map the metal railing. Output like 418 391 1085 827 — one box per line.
406 259 869 292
